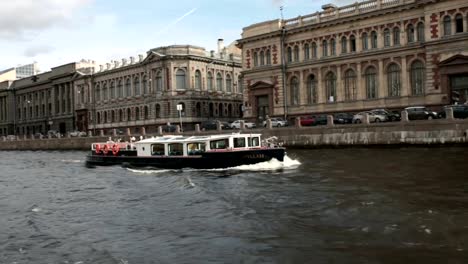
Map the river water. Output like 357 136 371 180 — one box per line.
0 148 467 264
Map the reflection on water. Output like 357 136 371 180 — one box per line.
0 148 467 263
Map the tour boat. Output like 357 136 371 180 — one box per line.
85 133 286 169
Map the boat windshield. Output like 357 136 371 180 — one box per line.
210 139 229 150
248 137 260 147
151 144 165 156
233 137 246 148
168 143 183 156
187 143 206 156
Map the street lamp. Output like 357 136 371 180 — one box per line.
177 104 183 131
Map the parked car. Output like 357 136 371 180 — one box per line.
370 109 401 122
333 113 354 124
47 130 61 138
6 135 17 141
300 116 316 126
33 132 43 138
262 117 289 127
230 120 256 129
201 120 231 130
353 111 388 123
404 106 438 120
312 115 328 125
438 105 468 119
161 125 178 132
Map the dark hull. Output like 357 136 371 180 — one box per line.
85 148 286 169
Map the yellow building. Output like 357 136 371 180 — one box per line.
237 0 468 121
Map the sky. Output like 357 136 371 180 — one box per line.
0 0 356 72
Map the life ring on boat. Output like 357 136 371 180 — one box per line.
102 144 110 155
112 144 120 156
95 144 101 154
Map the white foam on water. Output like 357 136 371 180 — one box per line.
31 207 41 213
127 168 172 174
60 159 82 163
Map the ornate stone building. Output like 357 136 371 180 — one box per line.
74 42 243 135
237 0 468 121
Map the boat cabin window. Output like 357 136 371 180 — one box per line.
168 143 183 156
210 139 228 150
151 144 165 156
233 138 246 148
187 143 206 156
248 137 260 147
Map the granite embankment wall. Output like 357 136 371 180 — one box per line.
1 119 468 151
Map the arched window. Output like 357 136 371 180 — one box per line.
144 106 149 119
194 70 201 90
266 50 271 65
371 31 378 49
226 74 232 93
384 29 391 47
325 72 337 103
260 50 265 66
322 40 328 57
362 33 369 50
387 64 401 97
142 76 148 94
207 71 213 91
330 38 336 56
118 80 123 98
307 74 317 104
443 16 451 36
312 42 317 58
253 52 258 66
290 77 299 106
95 84 100 102
102 83 108 101
304 43 310 60
417 23 425 42
119 109 123 122
238 76 243 93
196 102 202 117
104 111 108 123
393 27 400 45
341 37 347 54
293 46 299 61
350 35 356 52
411 61 425 96
216 73 223 91
176 69 186 90
135 107 140 121
127 108 131 121
365 67 378 99
407 24 415 43
97 112 101 124
111 111 115 123
155 104 161 118
110 81 115 99
344 69 357 101
455 14 464 33
155 71 163 91
287 47 292 62
125 79 131 97
134 77 140 96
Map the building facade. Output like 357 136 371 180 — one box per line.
237 0 468 121
74 43 243 135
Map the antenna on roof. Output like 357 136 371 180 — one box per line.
280 6 284 21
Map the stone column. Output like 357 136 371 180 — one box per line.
100 130 105 137
141 127 146 136
266 118 272 129
194 124 200 133
336 65 343 102
176 125 181 133
126 127 131 136
445 107 454 120
295 117 302 128
240 120 245 130
158 126 163 135
401 110 409 122
113 129 117 137
401 56 409 97
356 62 363 100
363 113 370 124
216 121 222 131
317 68 324 103
378 60 385 98
327 115 334 127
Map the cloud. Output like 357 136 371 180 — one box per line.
24 45 55 57
155 8 198 36
0 0 92 40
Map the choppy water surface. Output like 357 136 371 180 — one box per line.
0 148 467 264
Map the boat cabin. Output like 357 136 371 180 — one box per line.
135 133 263 157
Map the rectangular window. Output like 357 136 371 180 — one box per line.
187 143 206 155
168 143 183 156
151 144 165 156
248 137 260 147
234 138 246 148
210 139 228 150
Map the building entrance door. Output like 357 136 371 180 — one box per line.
450 74 468 104
256 95 269 122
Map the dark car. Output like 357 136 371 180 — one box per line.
300 116 316 126
162 125 178 132
312 115 328 125
333 113 354 124
200 120 230 130
438 105 468 119
371 109 401 122
405 106 438 120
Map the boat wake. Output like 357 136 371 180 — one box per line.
126 155 301 174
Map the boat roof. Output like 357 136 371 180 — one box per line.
135 133 262 145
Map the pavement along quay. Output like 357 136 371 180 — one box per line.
1 117 468 151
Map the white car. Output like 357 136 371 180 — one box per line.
230 120 257 129
262 117 289 127
353 111 387 123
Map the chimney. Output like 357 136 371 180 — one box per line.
217 39 224 54
210 50 215 58
138 54 144 62
99 65 104 72
130 56 135 64
122 58 127 66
